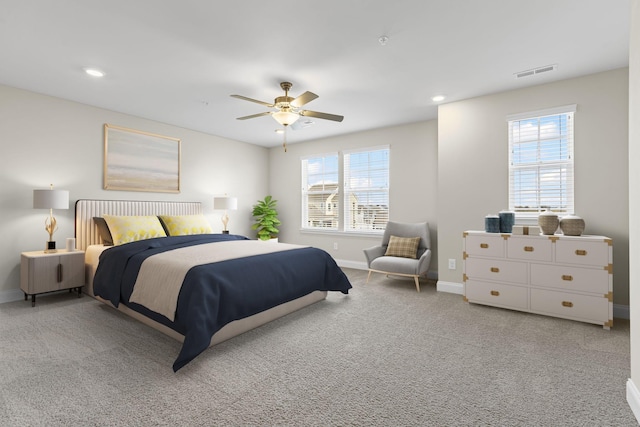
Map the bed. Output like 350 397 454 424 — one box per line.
75 199 352 371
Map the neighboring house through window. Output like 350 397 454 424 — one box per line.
508 105 576 219
302 146 390 233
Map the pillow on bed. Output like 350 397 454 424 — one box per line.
103 215 167 245
157 215 213 236
384 235 421 259
93 217 114 246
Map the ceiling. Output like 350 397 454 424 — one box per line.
0 1 631 147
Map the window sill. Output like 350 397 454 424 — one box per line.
300 228 383 238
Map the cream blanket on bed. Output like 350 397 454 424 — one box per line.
129 240 306 321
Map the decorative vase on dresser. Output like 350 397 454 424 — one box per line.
538 209 559 235
462 230 613 329
559 214 586 236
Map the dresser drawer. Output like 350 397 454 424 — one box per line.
507 236 553 262
530 263 609 293
464 233 504 258
465 258 527 284
465 280 528 311
530 288 609 324
554 239 610 266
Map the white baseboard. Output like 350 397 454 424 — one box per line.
0 288 24 304
437 281 464 294
336 259 368 270
627 379 640 424
614 304 630 320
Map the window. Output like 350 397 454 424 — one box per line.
343 147 389 231
508 105 575 218
302 153 339 230
301 146 389 232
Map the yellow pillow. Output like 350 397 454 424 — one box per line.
158 215 213 236
385 235 421 259
103 215 167 245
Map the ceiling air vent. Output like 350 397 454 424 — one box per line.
514 64 557 79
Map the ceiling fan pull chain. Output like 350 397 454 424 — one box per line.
283 127 288 152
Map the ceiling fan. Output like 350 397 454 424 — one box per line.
231 81 344 127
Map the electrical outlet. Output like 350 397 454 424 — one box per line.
448 259 456 270
333 242 338 250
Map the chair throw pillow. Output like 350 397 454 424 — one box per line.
384 235 421 259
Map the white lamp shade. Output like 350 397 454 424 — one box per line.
33 189 69 210
213 196 238 211
272 110 300 126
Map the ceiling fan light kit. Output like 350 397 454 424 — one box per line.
272 110 299 126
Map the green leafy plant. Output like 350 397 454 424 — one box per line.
251 195 281 240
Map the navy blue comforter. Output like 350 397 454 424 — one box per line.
93 234 352 371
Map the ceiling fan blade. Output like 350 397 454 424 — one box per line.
291 91 318 108
236 112 272 120
300 110 344 122
231 94 274 107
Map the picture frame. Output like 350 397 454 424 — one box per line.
104 124 181 193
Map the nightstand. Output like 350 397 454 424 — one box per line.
20 249 85 307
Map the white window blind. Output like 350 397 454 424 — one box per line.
343 146 389 231
508 105 575 218
301 153 339 230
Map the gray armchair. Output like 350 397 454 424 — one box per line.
363 221 432 292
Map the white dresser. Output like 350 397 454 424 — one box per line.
463 231 613 329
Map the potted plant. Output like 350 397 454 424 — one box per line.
251 195 281 241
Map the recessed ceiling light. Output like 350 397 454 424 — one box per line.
275 129 285 134
84 68 105 78
432 95 445 102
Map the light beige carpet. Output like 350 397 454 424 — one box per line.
0 268 636 426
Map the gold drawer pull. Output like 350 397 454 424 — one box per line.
480 243 489 249
575 249 587 256
562 301 574 308
490 267 500 273
490 290 500 296
561 275 573 281
524 246 534 252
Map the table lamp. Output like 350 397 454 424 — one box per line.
213 196 238 234
33 184 69 252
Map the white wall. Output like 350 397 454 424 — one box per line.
0 84 269 300
437 68 630 306
268 121 438 272
627 0 640 422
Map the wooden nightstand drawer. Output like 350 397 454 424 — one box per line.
20 250 85 306
465 280 528 311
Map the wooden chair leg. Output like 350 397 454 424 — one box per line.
366 270 373 284
414 276 421 292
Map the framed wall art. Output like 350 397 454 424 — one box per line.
104 124 181 193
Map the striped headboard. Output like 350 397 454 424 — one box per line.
74 199 203 251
